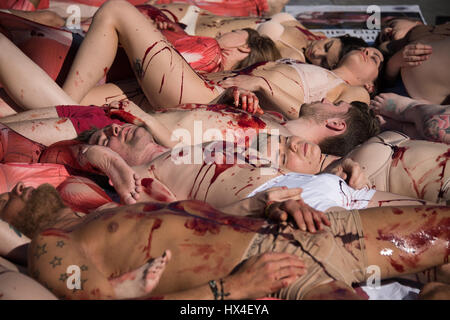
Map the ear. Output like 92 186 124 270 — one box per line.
364 82 375 94
325 118 346 132
237 45 251 54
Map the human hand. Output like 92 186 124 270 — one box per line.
223 86 264 115
266 198 331 233
77 145 142 204
225 252 306 299
397 43 432 67
105 100 146 126
219 75 262 92
323 158 369 190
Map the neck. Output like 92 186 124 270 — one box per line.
284 118 322 144
332 65 363 87
52 208 85 231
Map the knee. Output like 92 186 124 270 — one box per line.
94 0 134 23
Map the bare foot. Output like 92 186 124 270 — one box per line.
370 93 428 121
109 250 171 299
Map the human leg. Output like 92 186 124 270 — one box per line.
62 0 220 108
0 33 76 109
371 93 450 143
360 205 450 281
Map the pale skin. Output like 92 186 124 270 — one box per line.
346 129 450 203
57 0 380 119
129 3 330 63
23 199 450 300
378 19 450 105
370 93 450 144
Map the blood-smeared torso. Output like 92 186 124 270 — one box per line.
347 131 450 203
151 103 289 146
139 142 284 207
70 200 263 296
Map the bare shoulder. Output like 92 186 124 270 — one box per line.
338 85 370 104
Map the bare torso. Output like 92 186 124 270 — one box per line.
401 38 450 104
71 201 261 294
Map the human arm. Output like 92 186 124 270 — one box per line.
0 219 30 266
218 187 330 233
150 252 306 300
219 75 303 119
384 43 432 84
105 100 181 148
322 157 370 190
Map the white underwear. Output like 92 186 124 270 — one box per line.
179 5 201 35
247 172 376 212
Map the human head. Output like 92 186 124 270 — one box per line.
85 124 157 166
252 134 323 174
299 100 380 156
376 17 423 44
217 28 281 69
337 47 384 94
305 35 369 69
277 135 323 173
0 182 67 238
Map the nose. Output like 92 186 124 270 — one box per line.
108 124 121 137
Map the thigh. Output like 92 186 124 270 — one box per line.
111 1 220 108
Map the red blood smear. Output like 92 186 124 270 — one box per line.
143 203 166 212
389 258 405 273
141 178 172 202
391 146 408 167
392 208 404 215
103 67 108 77
109 110 138 124
159 74 165 93
40 229 70 239
184 218 220 236
237 114 266 129
56 119 68 124
142 218 162 259
234 184 254 196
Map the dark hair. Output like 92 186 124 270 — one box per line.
234 28 281 70
336 35 369 65
76 127 99 143
318 101 380 156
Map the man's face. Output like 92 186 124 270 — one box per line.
88 124 155 166
299 99 351 122
0 182 65 234
216 29 249 50
0 182 32 223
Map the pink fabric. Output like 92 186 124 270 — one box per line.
0 163 112 213
0 123 45 164
0 12 73 82
137 5 223 73
154 0 269 17
55 105 125 134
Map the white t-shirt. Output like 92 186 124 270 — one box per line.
247 173 376 212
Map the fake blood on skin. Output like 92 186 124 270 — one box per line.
142 218 163 259
141 178 173 202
